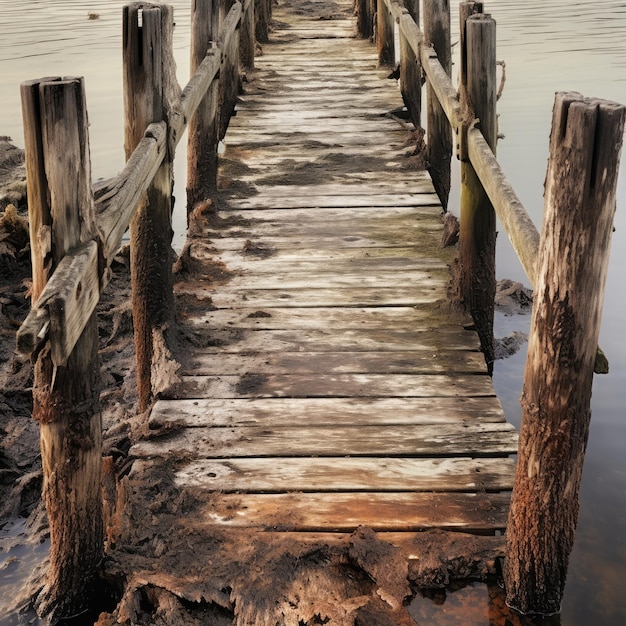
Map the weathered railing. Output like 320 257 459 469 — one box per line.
14 0 267 619
363 0 625 615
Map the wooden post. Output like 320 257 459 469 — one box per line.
399 9 421 127
423 0 452 209
255 0 270 43
219 1 243 140
357 0 374 39
21 77 103 621
504 92 626 616
187 0 221 211
459 12 496 372
458 2 483 88
240 0 255 70
123 3 176 412
377 0 394 67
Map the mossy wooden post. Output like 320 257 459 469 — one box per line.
188 0 221 211
399 7 421 128
377 0 394 66
124 3 176 412
424 0 452 209
459 11 496 372
504 92 626 616
21 77 102 621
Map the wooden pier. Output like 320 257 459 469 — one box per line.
114 1 517 620
15 0 623 621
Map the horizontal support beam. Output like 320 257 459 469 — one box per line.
17 241 99 364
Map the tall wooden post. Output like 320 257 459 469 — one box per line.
459 11 496 372
219 2 243 140
21 77 103 621
423 0 452 209
124 3 176 412
187 0 221 211
377 0 394 67
255 0 270 43
357 0 374 39
504 92 625 616
399 8 421 127
240 0 255 70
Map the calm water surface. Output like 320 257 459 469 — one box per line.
1 1 625 624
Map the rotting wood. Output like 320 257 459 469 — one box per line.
21 76 103 622
504 92 625 616
424 0 453 209
170 456 516 493
459 11 497 372
123 3 178 411
187 0 220 211
134 422 518 459
148 396 507 429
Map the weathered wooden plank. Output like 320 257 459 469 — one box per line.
220 195 440 209
175 327 479 353
180 351 486 376
181 269 447 290
149 397 507 429
181 305 455 329
183 285 448 307
184 492 511 532
172 457 516 492
133 422 518 459
220 182 435 198
175 373 495 399
208 246 452 267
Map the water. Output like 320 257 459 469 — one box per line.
1 0 625 623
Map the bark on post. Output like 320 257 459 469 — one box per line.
399 9 421 127
423 0 452 209
240 0 255 70
504 92 625 616
219 2 243 140
459 12 496 372
357 0 374 39
187 0 221 211
255 0 270 43
21 77 102 621
123 3 176 412
377 0 394 67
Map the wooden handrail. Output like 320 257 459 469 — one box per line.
16 1 245 361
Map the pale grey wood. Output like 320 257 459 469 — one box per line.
149 397 507 429
184 305 455 329
182 351 487 375
172 457 516 492
133 422 518 459
176 373 496 399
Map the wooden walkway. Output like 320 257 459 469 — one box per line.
123 0 518 618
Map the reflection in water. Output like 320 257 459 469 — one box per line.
1 0 625 624
410 583 563 626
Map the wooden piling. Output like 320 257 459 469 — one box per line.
21 77 103 621
377 0 394 67
356 0 374 39
423 0 452 209
504 92 625 616
399 8 421 127
123 3 177 412
187 0 221 210
240 0 255 70
255 0 271 43
219 1 243 140
459 11 496 371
